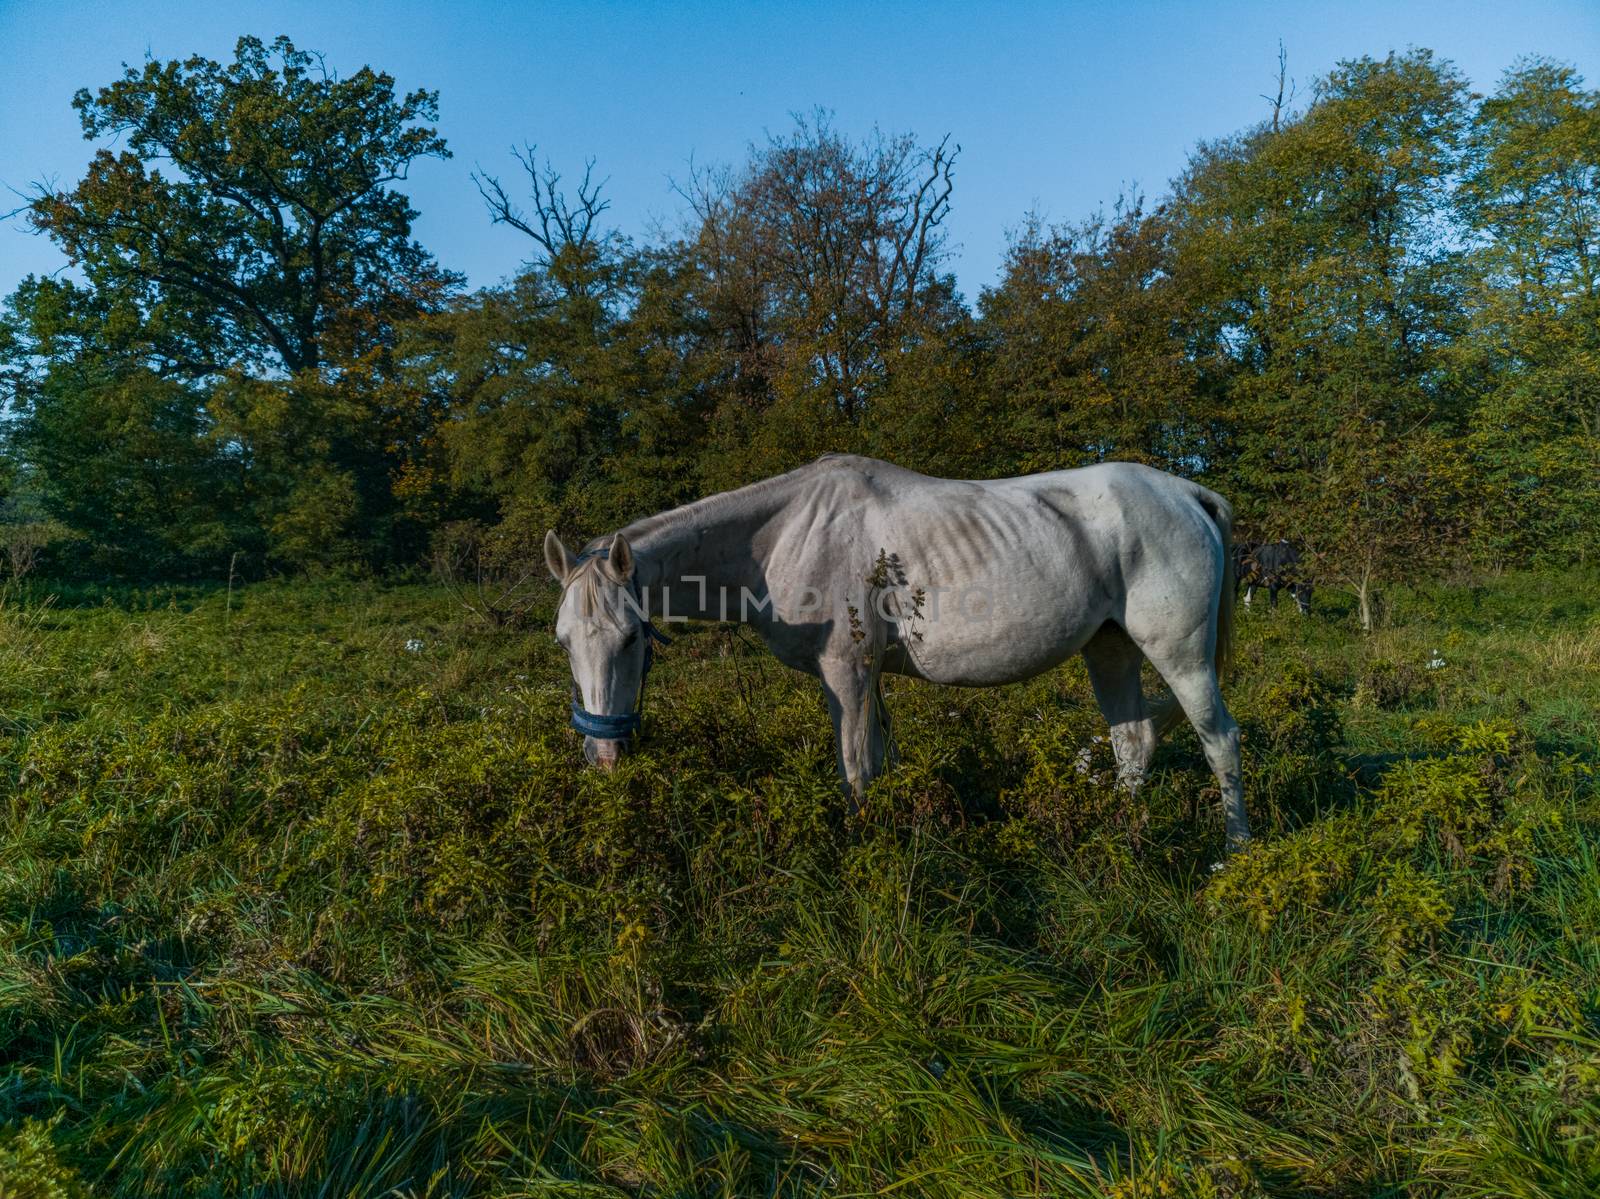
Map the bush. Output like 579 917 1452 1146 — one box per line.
1353 656 1431 710
1 574 1598 1196
1234 659 1347 832
1001 704 1142 851
0 1118 89 1199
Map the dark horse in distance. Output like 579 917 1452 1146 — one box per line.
1233 540 1312 614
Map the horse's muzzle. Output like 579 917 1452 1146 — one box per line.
583 737 628 769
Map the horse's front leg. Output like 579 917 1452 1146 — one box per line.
818 655 888 806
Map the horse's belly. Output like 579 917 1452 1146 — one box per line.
891 602 1100 687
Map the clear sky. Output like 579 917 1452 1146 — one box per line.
2 0 1597 305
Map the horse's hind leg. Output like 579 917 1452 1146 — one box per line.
1142 646 1247 850
1081 623 1158 792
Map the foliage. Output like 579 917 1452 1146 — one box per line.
979 196 1211 476
31 33 452 376
5 44 1599 580
0 278 254 576
0 572 1594 1195
6 35 460 570
3 28 1600 1198
0 1118 90 1199
684 111 961 425
1456 57 1600 568
1172 50 1479 624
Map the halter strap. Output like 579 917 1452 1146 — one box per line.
566 544 673 741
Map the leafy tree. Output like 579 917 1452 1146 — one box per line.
1174 50 1475 622
860 309 994 480
976 196 1214 477
409 158 716 539
8 34 1600 589
32 34 452 375
24 35 459 567
1302 410 1472 631
1456 58 1600 565
0 278 252 575
680 113 964 481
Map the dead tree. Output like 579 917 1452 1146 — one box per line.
473 145 614 295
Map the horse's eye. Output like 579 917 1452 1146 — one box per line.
622 629 639 648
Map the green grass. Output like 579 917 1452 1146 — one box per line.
0 572 1597 1197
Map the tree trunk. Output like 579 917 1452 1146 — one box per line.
1356 565 1375 634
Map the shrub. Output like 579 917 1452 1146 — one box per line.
0 1117 89 1199
1207 812 1366 930
1364 862 1453 970
1353 656 1430 710
1234 660 1347 831
1001 705 1141 851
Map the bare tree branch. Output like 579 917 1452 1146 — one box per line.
1262 40 1297 132
473 144 612 264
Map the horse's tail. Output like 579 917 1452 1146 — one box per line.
1199 487 1235 684
1150 484 1236 738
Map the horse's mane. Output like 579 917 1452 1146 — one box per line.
559 556 641 631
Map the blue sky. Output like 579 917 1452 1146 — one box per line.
2 0 1596 304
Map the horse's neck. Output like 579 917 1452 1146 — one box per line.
621 480 792 623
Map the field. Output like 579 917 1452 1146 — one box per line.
1 572 1597 1197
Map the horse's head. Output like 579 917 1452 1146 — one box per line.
1290 580 1314 616
544 530 656 769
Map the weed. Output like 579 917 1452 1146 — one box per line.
0 573 1595 1195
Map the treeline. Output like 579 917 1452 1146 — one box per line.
2 36 1596 617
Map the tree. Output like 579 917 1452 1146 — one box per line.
475 146 616 300
32 34 452 376
407 160 717 539
1456 58 1600 565
679 113 964 481
1302 408 1472 631
24 35 459 567
1172 50 1475 619
976 196 1212 477
0 278 252 575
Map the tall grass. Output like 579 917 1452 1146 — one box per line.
0 574 1596 1196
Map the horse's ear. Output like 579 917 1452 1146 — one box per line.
603 533 635 583
544 530 576 583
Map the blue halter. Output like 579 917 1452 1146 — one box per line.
567 546 673 742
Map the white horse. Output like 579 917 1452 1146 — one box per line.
544 454 1247 848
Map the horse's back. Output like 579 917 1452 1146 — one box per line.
802 456 1226 562
785 457 1227 685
